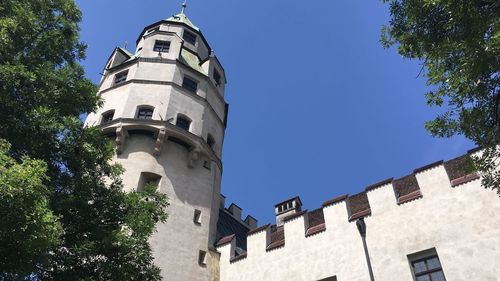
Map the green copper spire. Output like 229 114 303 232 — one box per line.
166 0 199 31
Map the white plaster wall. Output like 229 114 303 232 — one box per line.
113 135 221 281
218 165 500 281
86 16 227 281
137 23 210 61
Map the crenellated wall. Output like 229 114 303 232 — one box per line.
216 151 500 281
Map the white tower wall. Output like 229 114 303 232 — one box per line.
85 11 227 281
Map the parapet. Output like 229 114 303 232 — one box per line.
219 195 258 230
217 150 483 263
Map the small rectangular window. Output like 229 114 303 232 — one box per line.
176 116 191 131
182 76 198 93
153 40 170 53
193 209 202 225
408 249 447 281
147 26 160 34
183 30 197 45
213 69 221 86
198 250 207 266
114 70 128 85
101 111 114 124
137 108 154 119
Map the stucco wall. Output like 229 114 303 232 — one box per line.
85 17 228 280
218 164 500 281
113 133 221 281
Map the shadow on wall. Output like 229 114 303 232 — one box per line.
116 133 215 208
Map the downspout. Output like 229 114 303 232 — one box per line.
356 218 375 281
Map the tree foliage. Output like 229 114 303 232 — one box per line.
0 1 168 280
381 0 500 192
0 140 63 279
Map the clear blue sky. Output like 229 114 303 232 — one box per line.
75 0 473 225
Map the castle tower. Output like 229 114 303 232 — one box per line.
84 5 227 281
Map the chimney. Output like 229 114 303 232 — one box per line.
228 203 242 220
274 196 302 226
244 215 258 229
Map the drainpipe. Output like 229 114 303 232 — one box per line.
356 218 375 281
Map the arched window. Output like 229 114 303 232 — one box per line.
176 115 191 131
207 134 215 149
101 110 115 124
136 106 154 119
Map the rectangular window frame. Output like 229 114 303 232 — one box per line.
101 111 115 124
198 250 207 266
182 76 198 94
183 30 197 45
408 248 447 281
137 108 154 120
193 209 202 225
213 69 221 86
114 70 129 85
153 40 170 53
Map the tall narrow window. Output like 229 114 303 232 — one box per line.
101 110 115 124
114 70 129 85
137 107 154 119
207 134 215 149
176 115 191 131
409 249 447 281
198 250 207 266
193 209 202 225
213 69 221 86
153 40 170 53
183 30 197 45
182 76 198 93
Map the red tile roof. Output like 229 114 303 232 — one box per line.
216 234 235 247
347 192 371 221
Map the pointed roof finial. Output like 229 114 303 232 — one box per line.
181 0 187 14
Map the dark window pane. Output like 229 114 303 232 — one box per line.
137 108 153 119
426 257 441 270
153 40 170 52
147 26 159 34
207 135 215 148
413 261 427 273
114 70 128 84
416 276 431 281
176 116 191 130
101 112 114 124
182 76 198 93
213 69 221 86
430 271 446 281
183 30 197 45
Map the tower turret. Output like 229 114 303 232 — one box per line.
85 5 227 280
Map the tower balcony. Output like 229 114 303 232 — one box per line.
99 118 222 170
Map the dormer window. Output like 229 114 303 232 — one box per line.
213 69 221 86
182 76 198 93
114 70 128 85
153 40 170 53
183 30 197 45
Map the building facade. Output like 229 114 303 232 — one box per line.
85 7 500 281
217 153 500 281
